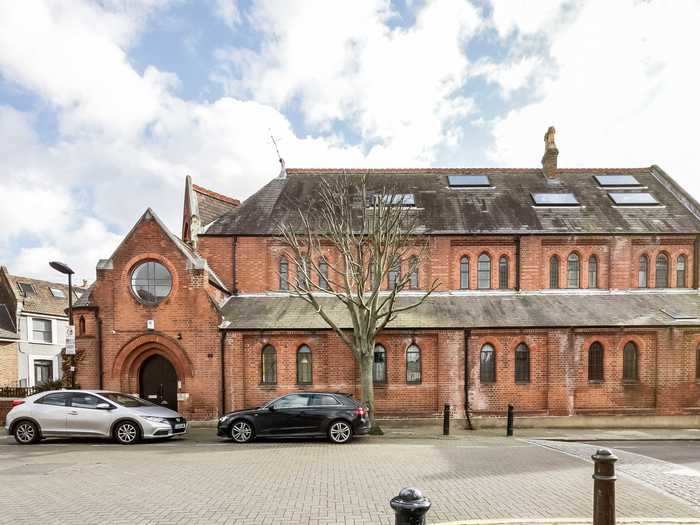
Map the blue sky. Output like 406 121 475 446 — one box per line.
1 0 700 282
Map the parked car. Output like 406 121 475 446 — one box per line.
217 392 370 444
5 390 188 445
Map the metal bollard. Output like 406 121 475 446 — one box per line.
443 404 450 436
592 448 618 525
506 404 514 437
390 487 431 525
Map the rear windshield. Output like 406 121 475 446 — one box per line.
100 393 154 407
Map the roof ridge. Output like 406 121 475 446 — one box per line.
285 167 652 174
192 184 240 206
9 274 72 289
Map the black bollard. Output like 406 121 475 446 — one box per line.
390 487 431 525
443 404 450 436
592 448 618 525
506 404 514 437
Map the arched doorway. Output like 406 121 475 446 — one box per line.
139 355 178 410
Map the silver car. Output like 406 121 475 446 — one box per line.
4 390 188 445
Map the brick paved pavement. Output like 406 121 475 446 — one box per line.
0 431 698 524
531 439 700 513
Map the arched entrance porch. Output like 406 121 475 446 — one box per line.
139 354 178 410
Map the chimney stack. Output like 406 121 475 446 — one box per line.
541 126 559 181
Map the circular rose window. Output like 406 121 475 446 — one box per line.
131 261 172 304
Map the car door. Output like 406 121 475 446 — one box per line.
65 393 115 437
303 394 342 434
31 392 71 435
257 394 311 435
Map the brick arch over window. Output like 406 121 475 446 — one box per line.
112 333 194 392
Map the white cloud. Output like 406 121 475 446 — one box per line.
212 0 241 28
488 0 700 201
489 0 572 39
216 0 483 164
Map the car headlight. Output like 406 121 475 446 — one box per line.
218 415 229 423
142 416 168 424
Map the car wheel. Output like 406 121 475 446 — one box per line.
114 421 140 445
14 420 40 445
328 420 353 444
229 420 254 443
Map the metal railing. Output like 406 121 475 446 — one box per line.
0 385 39 398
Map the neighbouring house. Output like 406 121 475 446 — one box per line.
0 266 85 388
72 128 700 423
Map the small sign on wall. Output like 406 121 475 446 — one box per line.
147 319 155 330
65 326 76 355
177 392 189 401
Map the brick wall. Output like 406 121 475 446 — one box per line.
0 399 12 426
0 341 18 385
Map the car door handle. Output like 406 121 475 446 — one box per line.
68 411 78 416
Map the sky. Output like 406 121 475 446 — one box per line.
1 0 700 283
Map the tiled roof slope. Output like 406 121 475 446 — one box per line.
220 292 700 330
0 304 17 339
193 184 240 227
6 274 86 317
204 166 700 236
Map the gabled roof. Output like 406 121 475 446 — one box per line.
99 208 228 292
204 166 700 236
3 274 85 317
220 291 700 330
192 183 240 227
0 304 18 340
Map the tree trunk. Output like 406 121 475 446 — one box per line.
358 349 378 430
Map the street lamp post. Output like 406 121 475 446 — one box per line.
49 261 75 388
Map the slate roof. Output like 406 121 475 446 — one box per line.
0 304 18 340
220 291 700 330
193 184 240 227
204 166 700 236
5 274 85 317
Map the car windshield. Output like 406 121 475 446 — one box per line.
99 392 155 407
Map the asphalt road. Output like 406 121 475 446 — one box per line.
2 430 700 524
591 440 700 470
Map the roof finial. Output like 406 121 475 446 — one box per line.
270 131 287 179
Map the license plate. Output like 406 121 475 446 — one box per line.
174 423 186 430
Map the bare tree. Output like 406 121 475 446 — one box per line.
279 174 439 429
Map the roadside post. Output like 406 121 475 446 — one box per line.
443 403 450 436
390 488 431 525
506 404 514 437
592 448 618 525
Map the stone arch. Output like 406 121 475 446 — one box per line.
112 333 194 392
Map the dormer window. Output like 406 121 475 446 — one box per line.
49 287 65 298
17 282 35 296
131 261 172 305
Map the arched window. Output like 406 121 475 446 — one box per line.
622 341 638 381
676 255 687 288
296 345 312 384
318 257 329 290
373 344 387 383
261 345 277 384
639 255 648 288
567 253 580 288
514 343 530 383
297 256 311 289
79 316 86 336
549 255 560 289
588 256 598 289
498 256 509 289
480 344 496 383
477 253 491 289
655 253 669 288
409 256 419 289
406 344 421 383
459 256 469 289
588 342 604 382
279 256 289 291
388 261 400 289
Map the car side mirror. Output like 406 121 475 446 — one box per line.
96 403 112 410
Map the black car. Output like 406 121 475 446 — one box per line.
217 392 370 444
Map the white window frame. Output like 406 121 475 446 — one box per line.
28 316 55 345
29 354 59 387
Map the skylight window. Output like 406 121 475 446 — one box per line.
17 282 35 297
49 287 65 298
377 194 415 206
608 192 659 205
447 175 490 187
531 193 580 206
594 175 641 187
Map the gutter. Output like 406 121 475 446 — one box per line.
232 236 238 295
219 330 227 416
514 235 521 291
96 312 103 390
463 329 473 430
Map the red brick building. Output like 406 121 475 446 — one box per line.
74 133 700 422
